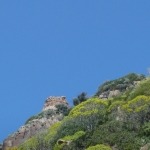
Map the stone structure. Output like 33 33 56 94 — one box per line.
3 96 69 150
43 96 68 111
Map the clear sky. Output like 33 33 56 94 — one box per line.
0 0 150 142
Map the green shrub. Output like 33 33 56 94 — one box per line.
73 92 88 106
44 122 62 148
18 137 38 150
55 104 70 116
128 78 150 99
86 144 112 150
122 95 150 129
62 131 85 141
54 131 86 150
90 121 142 150
141 122 150 136
70 98 108 118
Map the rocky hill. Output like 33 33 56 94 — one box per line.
2 73 150 150
3 96 69 150
95 73 145 99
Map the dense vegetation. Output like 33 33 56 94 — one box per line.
95 73 145 96
7 74 150 150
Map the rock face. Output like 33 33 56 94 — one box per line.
3 96 69 150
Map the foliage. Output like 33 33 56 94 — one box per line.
121 95 150 130
86 144 112 150
128 78 150 99
54 131 85 150
141 122 150 136
44 121 62 148
90 120 142 150
18 137 38 150
95 73 145 96
122 95 150 113
70 98 108 118
55 104 70 116
108 100 124 112
73 92 88 106
6 147 18 150
62 131 85 141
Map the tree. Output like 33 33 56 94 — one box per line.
73 92 88 106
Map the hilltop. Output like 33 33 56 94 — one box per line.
2 73 150 150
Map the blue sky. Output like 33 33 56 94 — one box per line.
0 1 150 142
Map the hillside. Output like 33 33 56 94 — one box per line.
2 73 150 150
3 97 70 150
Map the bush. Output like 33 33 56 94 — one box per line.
73 92 88 106
54 131 86 150
18 137 38 150
95 73 145 96
86 144 112 150
128 79 150 100
122 95 150 129
55 104 70 116
44 122 62 149
90 121 142 150
141 122 150 136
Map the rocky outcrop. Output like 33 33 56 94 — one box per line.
3 96 69 150
96 73 145 99
43 96 68 111
99 90 121 99
3 117 62 149
98 81 142 99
